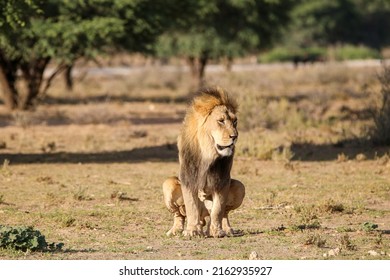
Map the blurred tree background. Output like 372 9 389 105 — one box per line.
1 0 390 110
155 0 294 89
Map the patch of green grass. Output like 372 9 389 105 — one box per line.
361 222 379 232
0 225 63 252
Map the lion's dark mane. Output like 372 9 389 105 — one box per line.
179 140 233 194
178 87 237 194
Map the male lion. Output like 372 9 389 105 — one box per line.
162 87 245 238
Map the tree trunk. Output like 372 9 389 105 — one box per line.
224 56 233 72
187 53 209 92
64 64 74 91
187 56 197 91
19 58 50 109
0 51 19 110
0 67 17 110
198 52 208 87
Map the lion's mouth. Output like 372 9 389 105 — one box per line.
216 143 234 151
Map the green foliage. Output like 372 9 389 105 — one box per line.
0 0 179 109
331 45 381 61
283 0 390 49
155 0 295 88
0 1 131 62
0 0 40 30
155 0 295 60
259 47 326 63
259 47 297 63
361 222 379 232
259 45 379 63
0 225 63 252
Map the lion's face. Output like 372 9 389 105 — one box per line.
207 105 238 157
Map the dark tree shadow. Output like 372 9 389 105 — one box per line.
0 144 178 164
291 140 389 161
0 94 188 127
0 94 189 107
42 94 189 106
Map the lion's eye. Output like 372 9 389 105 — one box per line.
218 119 225 125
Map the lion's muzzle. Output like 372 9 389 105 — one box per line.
215 140 236 157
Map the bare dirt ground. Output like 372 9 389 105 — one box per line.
0 62 389 259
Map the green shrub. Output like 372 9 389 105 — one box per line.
259 47 298 63
331 45 381 61
259 47 326 63
361 222 379 232
0 225 63 252
260 45 380 63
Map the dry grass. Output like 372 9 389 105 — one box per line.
1 61 390 260
370 63 390 144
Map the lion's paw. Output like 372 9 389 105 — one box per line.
166 227 183 237
183 227 204 238
224 227 234 236
223 227 244 237
210 228 226 238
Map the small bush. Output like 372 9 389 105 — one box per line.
330 44 381 61
0 225 63 252
361 222 379 232
260 45 380 64
259 47 326 64
259 47 298 63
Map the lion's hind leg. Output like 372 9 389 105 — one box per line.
162 177 186 236
223 179 245 236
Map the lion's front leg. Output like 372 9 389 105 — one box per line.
209 187 230 238
181 186 204 237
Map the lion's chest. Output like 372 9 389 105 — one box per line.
179 146 233 193
205 158 231 188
